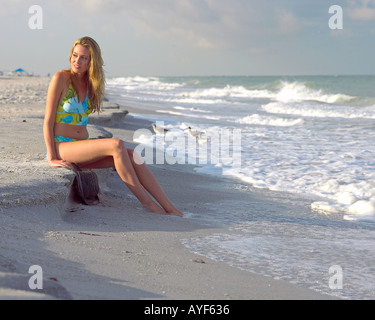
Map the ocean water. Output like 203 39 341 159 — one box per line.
106 75 375 299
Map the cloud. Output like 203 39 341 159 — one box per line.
348 0 375 21
276 9 301 34
60 0 219 48
60 0 302 51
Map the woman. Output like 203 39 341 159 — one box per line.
43 36 183 216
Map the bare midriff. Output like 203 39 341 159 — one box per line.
54 122 89 140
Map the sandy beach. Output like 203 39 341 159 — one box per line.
0 76 336 300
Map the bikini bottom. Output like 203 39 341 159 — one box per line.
49 136 87 159
54 136 81 142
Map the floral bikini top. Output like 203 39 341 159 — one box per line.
55 83 92 126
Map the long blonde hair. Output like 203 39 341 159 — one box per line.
69 36 105 113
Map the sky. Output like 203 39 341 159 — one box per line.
1 0 375 77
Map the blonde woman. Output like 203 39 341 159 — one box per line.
43 36 183 216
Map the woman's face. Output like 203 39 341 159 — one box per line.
70 44 90 75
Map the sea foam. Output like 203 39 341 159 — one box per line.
107 76 375 223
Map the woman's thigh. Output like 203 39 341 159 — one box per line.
79 156 115 169
56 138 122 165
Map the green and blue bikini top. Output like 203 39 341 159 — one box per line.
55 83 92 126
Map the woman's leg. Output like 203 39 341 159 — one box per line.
56 139 182 215
79 150 182 216
56 138 165 214
127 149 183 216
79 156 115 169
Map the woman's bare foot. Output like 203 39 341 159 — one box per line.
143 201 183 217
143 201 166 214
165 207 184 217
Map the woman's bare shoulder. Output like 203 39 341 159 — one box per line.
49 70 70 90
54 70 70 82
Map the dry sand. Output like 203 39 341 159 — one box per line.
0 76 335 300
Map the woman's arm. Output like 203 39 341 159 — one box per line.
43 72 67 166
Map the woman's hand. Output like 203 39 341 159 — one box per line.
48 159 75 170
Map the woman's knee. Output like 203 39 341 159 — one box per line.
110 138 127 156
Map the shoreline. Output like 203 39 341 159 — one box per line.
0 76 336 299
